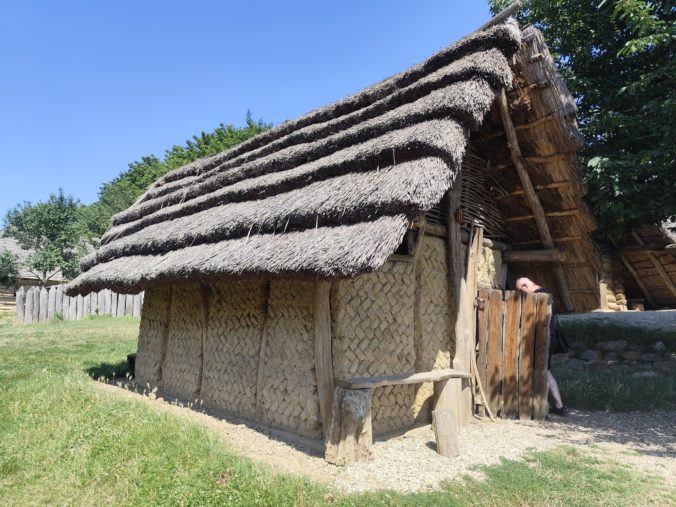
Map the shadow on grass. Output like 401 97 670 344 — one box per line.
86 360 130 380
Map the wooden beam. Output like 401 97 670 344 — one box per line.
504 209 579 222
498 88 574 312
511 235 582 246
619 245 676 253
314 280 334 439
503 249 566 263
496 181 572 199
324 387 372 465
336 368 471 390
631 230 676 298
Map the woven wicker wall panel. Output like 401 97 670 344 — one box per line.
332 261 416 434
414 237 453 420
201 281 267 418
258 280 321 438
135 286 171 388
161 284 204 401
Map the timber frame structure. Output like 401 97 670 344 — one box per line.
67 14 598 464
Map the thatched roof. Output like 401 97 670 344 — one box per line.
66 23 522 295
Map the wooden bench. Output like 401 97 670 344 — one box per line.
325 368 471 465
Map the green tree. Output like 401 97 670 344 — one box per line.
3 190 89 283
489 0 675 238
0 250 20 287
83 113 271 237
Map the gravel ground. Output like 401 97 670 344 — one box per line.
559 309 676 333
96 383 676 494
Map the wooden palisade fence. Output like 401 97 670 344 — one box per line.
475 289 551 420
15 286 144 324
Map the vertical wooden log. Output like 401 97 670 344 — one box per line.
55 285 63 318
502 290 521 419
325 387 373 465
533 293 552 420
39 287 48 322
314 280 334 438
197 284 210 401
487 290 504 416
47 287 56 321
125 293 134 315
116 294 126 317
110 293 118 317
32 288 41 323
432 378 460 457
62 295 71 321
83 293 91 318
24 288 34 324
76 295 84 320
69 295 78 321
16 287 25 323
476 288 490 416
101 290 110 315
519 294 536 420
132 294 142 317
90 291 99 316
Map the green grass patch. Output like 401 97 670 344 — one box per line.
554 367 676 411
0 314 672 506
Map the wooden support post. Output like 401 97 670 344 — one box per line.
497 88 574 312
533 293 551 420
503 249 566 263
314 280 334 439
16 287 25 323
325 387 373 465
447 179 467 428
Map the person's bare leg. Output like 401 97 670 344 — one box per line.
547 370 563 409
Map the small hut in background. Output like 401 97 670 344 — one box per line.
599 221 676 310
67 20 598 459
0 236 63 290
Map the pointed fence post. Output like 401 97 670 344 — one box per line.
16 287 25 323
24 288 34 324
55 285 64 318
47 287 57 321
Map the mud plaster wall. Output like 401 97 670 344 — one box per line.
258 280 322 438
477 246 503 289
161 284 205 401
135 286 171 388
332 260 416 435
201 281 268 419
413 236 453 422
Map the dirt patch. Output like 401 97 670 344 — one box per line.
94 381 676 493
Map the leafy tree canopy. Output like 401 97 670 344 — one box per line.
489 0 675 239
0 250 20 287
83 112 271 237
3 190 89 282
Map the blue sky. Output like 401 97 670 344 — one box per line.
0 1 490 218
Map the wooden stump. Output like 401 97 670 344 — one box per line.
325 387 372 465
433 378 460 457
432 409 459 457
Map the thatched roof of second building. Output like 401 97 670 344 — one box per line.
66 23 522 295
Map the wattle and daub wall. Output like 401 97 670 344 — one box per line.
135 236 472 437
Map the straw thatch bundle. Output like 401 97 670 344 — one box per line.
65 24 521 295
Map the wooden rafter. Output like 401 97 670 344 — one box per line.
497 88 574 312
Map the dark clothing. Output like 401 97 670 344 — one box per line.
534 287 565 369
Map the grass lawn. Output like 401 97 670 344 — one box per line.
0 313 672 506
